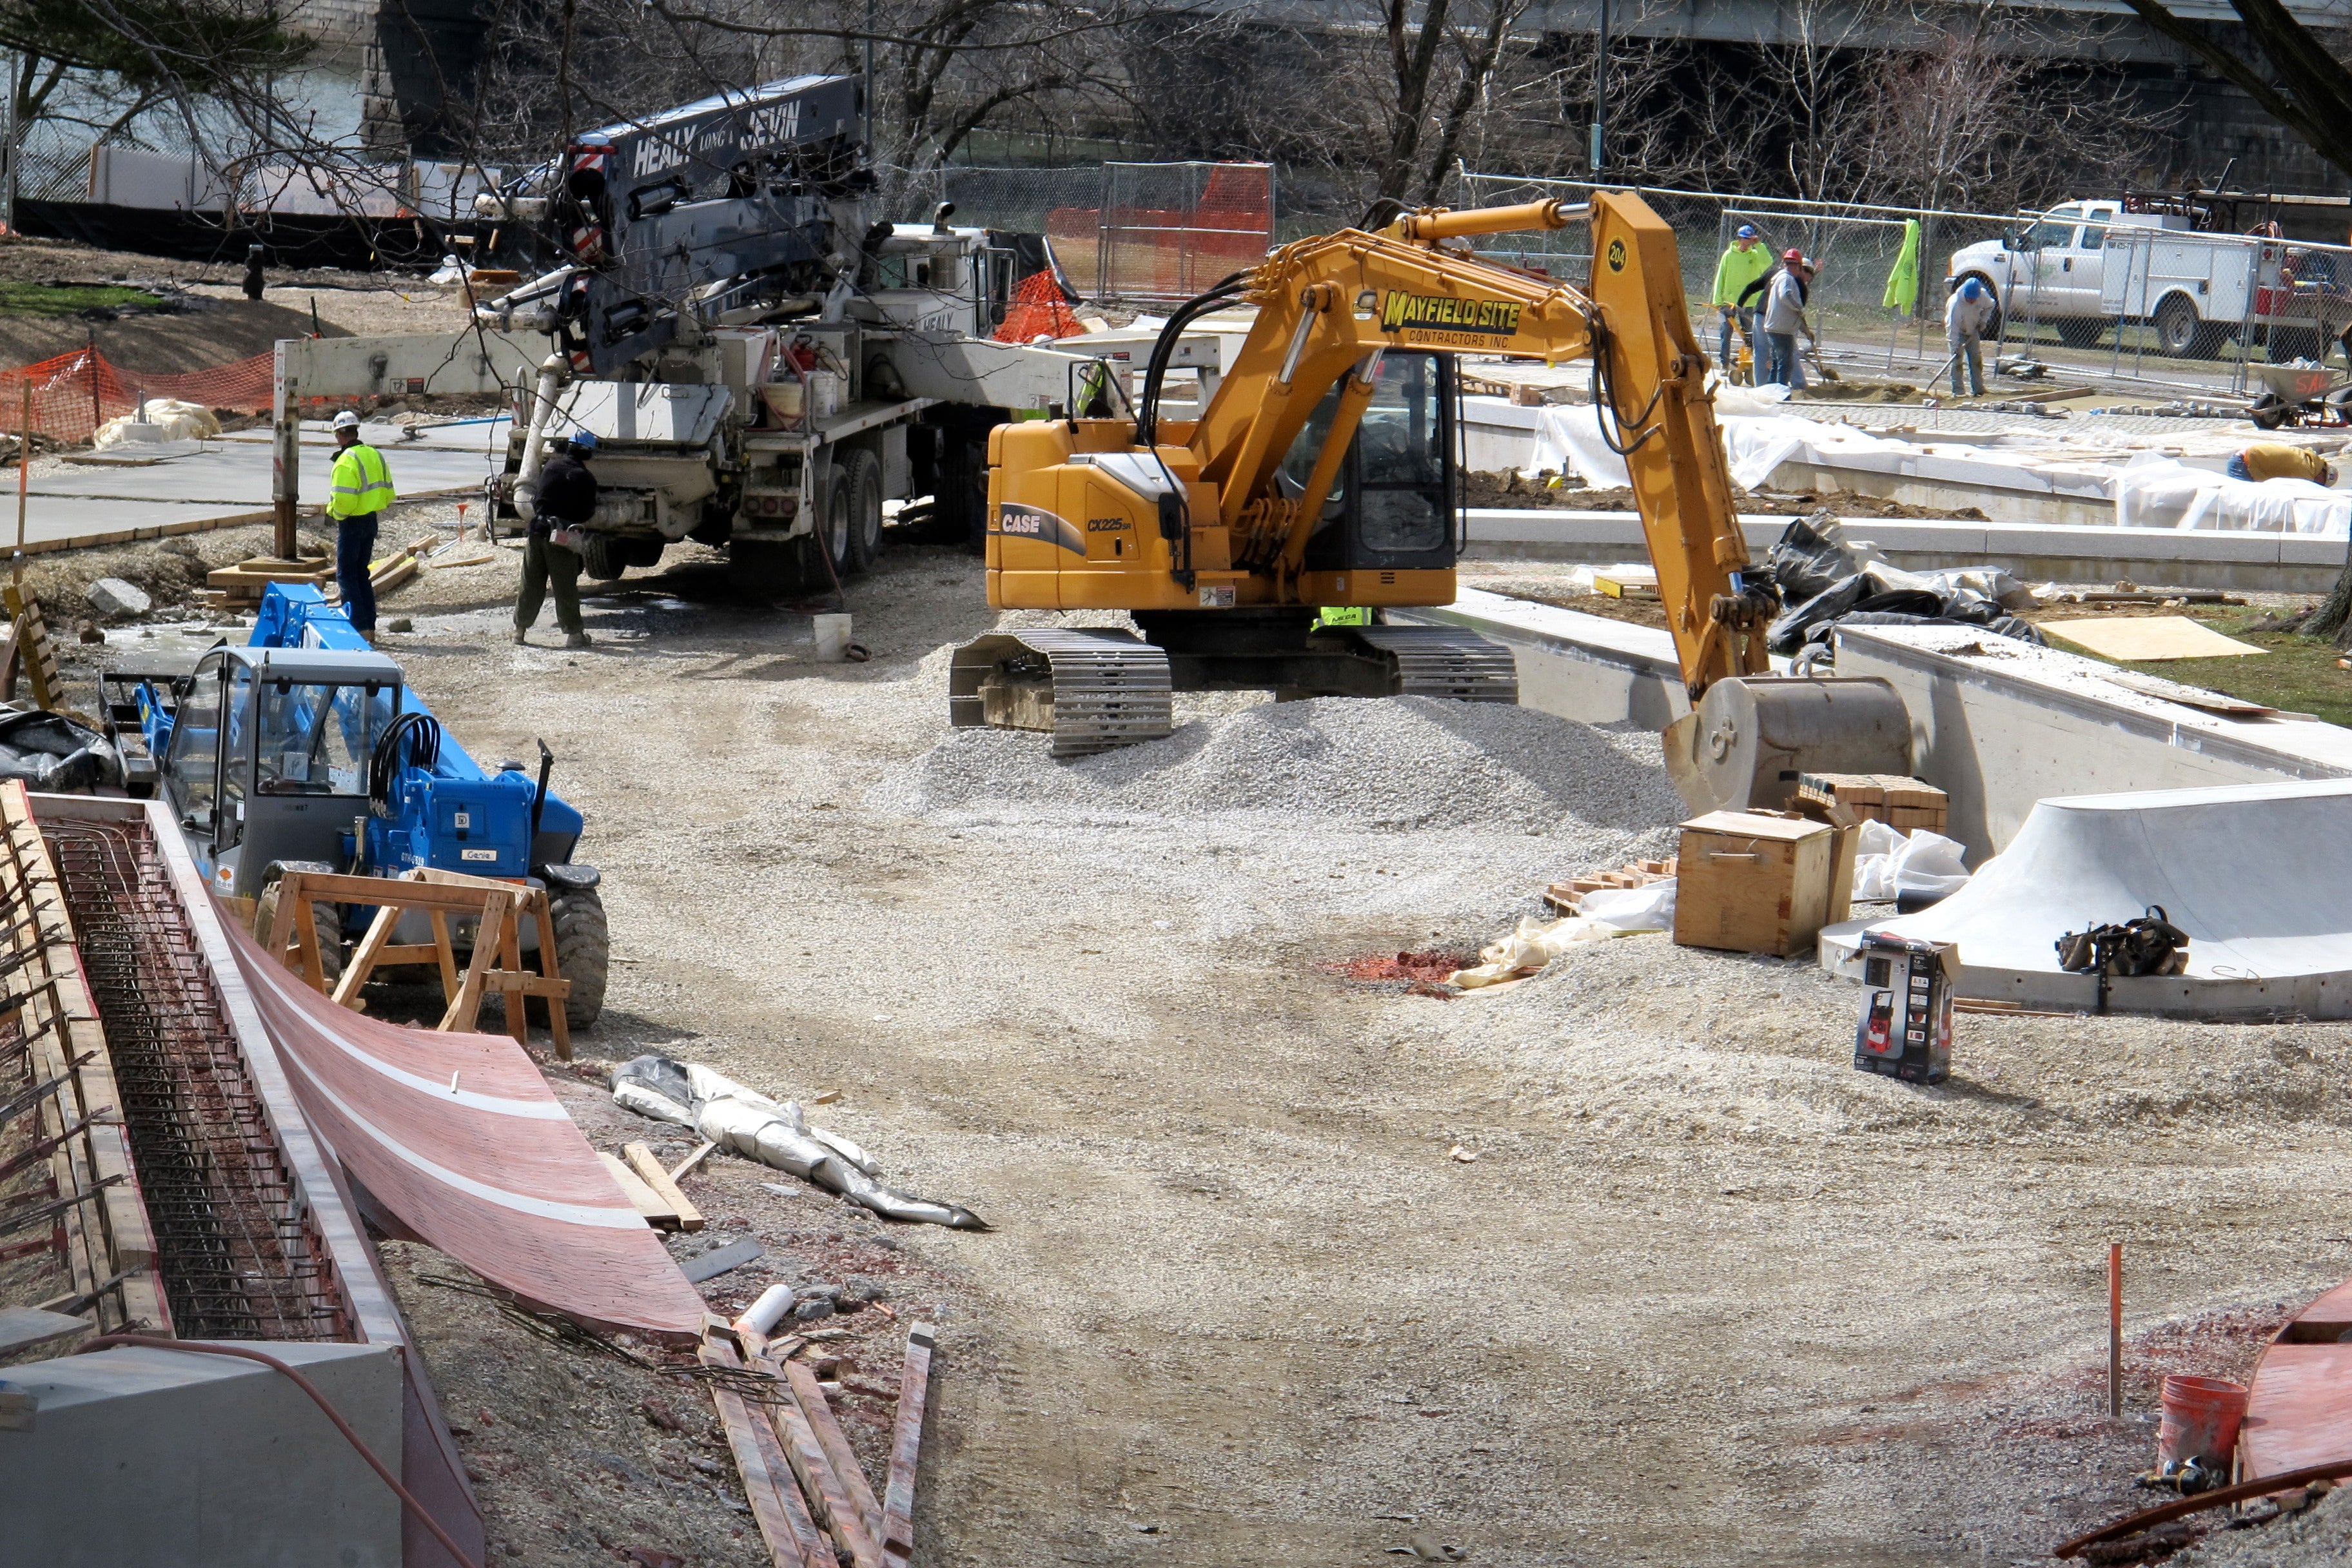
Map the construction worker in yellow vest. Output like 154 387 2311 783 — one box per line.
327 410 396 638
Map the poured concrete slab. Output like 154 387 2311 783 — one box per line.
1822 777 2352 1019
0 1340 402 1566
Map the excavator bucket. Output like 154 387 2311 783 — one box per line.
1663 676 1914 816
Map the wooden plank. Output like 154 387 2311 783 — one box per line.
598 1152 680 1230
2041 615 2266 662
437 888 511 1032
786 1358 884 1550
0 1304 88 1356
427 910 460 1000
330 901 402 1008
529 888 570 1060
881 1324 935 1565
701 1342 813 1568
624 1142 705 1231
270 871 516 913
767 1359 881 1568
730 1342 839 1568
670 1140 720 1182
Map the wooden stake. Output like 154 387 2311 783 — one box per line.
881 1324 936 1565
14 377 28 582
2109 1241 2123 1420
669 1139 719 1183
623 1141 704 1231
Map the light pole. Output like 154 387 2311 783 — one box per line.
1589 0 1608 174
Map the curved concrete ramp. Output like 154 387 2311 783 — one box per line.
223 914 709 1344
1825 778 2352 1019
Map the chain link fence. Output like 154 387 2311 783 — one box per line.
939 161 1274 304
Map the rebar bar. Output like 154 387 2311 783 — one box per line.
41 819 351 1341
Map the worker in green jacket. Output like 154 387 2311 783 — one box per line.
326 410 395 638
1710 224 1774 377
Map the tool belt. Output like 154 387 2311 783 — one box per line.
2055 905 2190 978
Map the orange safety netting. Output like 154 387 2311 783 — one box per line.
0 346 276 445
993 268 1086 343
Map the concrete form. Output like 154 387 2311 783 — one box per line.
1407 591 2352 863
0 1340 404 1566
1465 508 2352 596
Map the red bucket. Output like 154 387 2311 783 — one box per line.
2158 1375 2249 1467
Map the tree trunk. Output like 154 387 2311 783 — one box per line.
2307 546 2352 645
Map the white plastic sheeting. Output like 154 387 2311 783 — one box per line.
2113 450 2351 538
1524 404 1977 493
1850 819 1971 903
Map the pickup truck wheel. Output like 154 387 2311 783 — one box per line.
2055 318 2104 349
549 887 609 1028
255 883 344 988
841 448 885 574
578 533 625 582
2152 296 2202 358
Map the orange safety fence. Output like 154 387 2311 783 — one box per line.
993 269 1086 344
0 346 277 445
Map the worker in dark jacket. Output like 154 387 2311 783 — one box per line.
517 430 597 649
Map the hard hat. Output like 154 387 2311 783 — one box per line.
1961 278 1983 300
569 429 598 452
2328 462 2340 487
1782 248 1803 264
332 410 361 431
1736 224 1758 240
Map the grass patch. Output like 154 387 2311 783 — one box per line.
0 281 161 318
2066 617 2352 728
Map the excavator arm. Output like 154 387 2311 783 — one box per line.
1171 191 1775 697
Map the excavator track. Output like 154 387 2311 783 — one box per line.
1348 625 1520 704
948 629 1175 758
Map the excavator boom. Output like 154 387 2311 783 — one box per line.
961 191 1905 789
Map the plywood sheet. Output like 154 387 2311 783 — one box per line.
2041 616 2266 662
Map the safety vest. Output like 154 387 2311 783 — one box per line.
328 442 397 520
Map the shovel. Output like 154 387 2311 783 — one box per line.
1803 338 1843 383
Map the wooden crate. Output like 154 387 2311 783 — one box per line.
1672 810 1839 957
1794 772 1948 836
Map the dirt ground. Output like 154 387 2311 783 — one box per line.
0 231 470 369
61 501 2348 1566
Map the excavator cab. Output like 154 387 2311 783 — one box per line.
1276 351 1458 574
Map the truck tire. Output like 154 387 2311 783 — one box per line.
2055 318 2103 349
255 882 344 988
549 887 609 1028
579 533 626 581
841 447 885 573
2152 295 2202 358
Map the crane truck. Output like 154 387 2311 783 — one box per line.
955 192 1915 808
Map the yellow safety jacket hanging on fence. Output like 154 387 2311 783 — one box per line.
328 442 397 519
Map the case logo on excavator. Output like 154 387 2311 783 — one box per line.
1377 290 1522 336
993 502 1085 554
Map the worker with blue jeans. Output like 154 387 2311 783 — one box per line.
326 410 395 638
1757 252 1814 389
1945 278 1996 398
1709 224 1773 375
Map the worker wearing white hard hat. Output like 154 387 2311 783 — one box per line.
326 410 395 638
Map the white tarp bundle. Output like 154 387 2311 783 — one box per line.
1850 820 1971 903
1523 404 1924 493
612 1055 990 1229
2113 450 2351 538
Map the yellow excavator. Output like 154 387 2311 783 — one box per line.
949 191 1909 805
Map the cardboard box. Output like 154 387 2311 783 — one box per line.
1795 772 1949 836
1853 933 1955 1084
1672 810 1839 957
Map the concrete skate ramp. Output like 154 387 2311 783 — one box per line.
221 915 708 1343
1843 777 2352 1019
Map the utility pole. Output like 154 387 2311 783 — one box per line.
1589 0 1608 175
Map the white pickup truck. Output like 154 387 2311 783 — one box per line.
1943 200 2348 360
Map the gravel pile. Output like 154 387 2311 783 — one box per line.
870 694 1686 836
2175 1483 2352 1567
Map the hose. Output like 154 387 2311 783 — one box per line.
1135 272 1251 449
74 1334 482 1568
368 710 441 816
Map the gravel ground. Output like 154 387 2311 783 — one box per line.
51 513 2352 1566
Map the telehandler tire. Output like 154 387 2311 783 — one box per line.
255 881 345 988
549 886 610 1028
